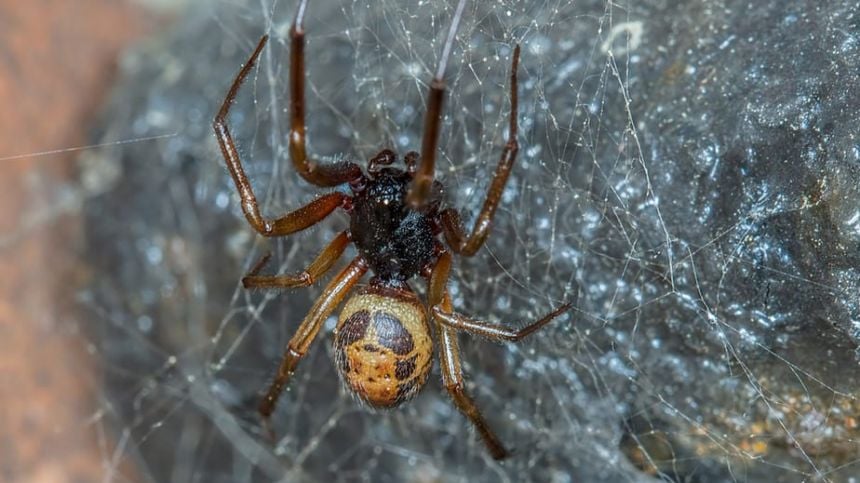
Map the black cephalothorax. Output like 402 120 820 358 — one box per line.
349 163 441 285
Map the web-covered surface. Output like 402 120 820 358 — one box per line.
80 0 860 481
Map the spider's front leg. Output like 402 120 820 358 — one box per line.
442 45 521 256
426 251 572 460
289 0 362 186
214 35 355 237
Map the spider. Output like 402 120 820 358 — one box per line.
213 0 572 460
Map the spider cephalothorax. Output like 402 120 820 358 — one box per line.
213 0 572 460
347 153 442 286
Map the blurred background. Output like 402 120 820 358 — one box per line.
2 0 859 482
0 1 164 481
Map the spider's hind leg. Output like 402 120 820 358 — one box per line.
426 251 509 459
426 251 573 459
258 257 367 420
432 302 573 343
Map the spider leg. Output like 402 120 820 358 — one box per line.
429 243 573 340
432 301 573 343
427 251 573 459
406 0 468 209
406 75 445 209
214 35 353 236
426 251 509 460
259 256 368 419
438 313 510 460
441 45 521 256
289 0 363 186
242 231 350 289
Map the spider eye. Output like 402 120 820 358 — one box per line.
403 151 419 174
349 176 367 193
368 149 397 173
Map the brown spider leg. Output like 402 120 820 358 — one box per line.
406 0 468 208
432 302 573 342
431 253 573 338
427 251 510 460
289 0 363 186
242 231 350 289
214 35 352 236
406 76 445 208
259 256 368 419
441 45 521 256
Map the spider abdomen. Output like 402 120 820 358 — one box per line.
334 286 433 408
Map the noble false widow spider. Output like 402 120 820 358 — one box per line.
213 0 572 459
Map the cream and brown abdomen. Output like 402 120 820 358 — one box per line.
333 286 433 408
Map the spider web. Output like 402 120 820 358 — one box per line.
72 0 860 481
